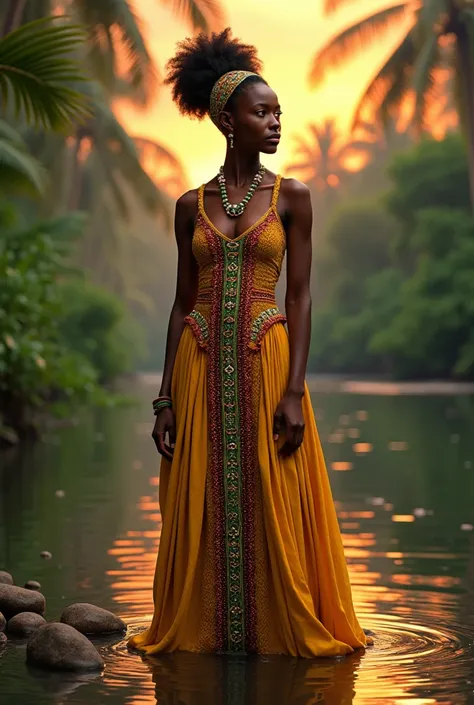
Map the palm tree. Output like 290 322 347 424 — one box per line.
309 0 474 213
2 0 226 106
285 119 371 196
0 18 90 132
0 18 89 195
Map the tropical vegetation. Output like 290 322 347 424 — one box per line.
309 134 474 380
0 1 226 444
309 0 474 210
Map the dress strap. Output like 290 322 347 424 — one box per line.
197 183 205 212
271 174 282 208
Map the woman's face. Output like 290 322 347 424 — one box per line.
230 81 282 154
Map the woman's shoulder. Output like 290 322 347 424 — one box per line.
280 176 310 197
175 188 201 226
278 177 311 216
176 187 200 211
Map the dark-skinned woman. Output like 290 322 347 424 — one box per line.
128 28 370 658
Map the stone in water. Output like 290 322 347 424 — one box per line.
0 584 45 619
7 612 46 637
27 623 104 672
25 581 42 592
60 603 126 635
0 572 13 585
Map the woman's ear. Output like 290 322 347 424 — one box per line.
219 111 233 135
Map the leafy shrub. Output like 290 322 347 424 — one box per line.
0 212 98 437
58 280 147 384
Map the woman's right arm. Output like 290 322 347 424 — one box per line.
153 190 198 459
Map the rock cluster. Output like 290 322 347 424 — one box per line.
0 568 127 671
0 584 46 619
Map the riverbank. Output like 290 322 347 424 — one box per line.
139 372 474 396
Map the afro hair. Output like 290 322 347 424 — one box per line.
164 28 265 120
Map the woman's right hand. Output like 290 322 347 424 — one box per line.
151 407 176 461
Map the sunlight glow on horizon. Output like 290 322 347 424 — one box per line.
117 0 411 187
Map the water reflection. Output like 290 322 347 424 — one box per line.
26 666 101 699
145 651 362 705
1 382 474 703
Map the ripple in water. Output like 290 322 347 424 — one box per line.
92 594 474 705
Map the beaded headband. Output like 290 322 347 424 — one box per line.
209 70 259 127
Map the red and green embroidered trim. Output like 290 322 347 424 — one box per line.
221 238 246 652
249 307 287 350
202 220 226 650
184 310 209 348
209 70 259 127
251 288 276 302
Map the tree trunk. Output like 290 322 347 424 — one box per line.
457 26 474 216
2 0 27 37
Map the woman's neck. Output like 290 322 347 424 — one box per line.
221 150 262 187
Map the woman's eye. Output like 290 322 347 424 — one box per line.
256 110 266 117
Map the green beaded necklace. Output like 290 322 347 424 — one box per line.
217 164 266 217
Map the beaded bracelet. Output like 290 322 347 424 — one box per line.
152 396 172 415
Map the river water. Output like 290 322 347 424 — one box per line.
1 378 474 704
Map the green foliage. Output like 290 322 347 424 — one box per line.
310 203 400 374
0 119 46 195
386 135 470 233
58 280 147 384
0 17 91 132
371 209 474 379
310 134 474 381
0 210 98 436
325 202 395 278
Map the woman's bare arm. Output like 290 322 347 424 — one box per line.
273 179 313 457
158 190 199 398
284 179 313 397
153 190 198 460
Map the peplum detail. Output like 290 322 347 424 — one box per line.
248 307 287 351
184 310 209 349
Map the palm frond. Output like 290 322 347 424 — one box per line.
309 3 409 87
28 211 88 241
0 17 91 132
134 137 189 196
160 0 226 32
453 44 467 134
417 0 449 37
310 120 338 157
351 30 417 129
83 148 131 219
81 83 172 225
75 0 158 105
323 0 357 15
0 119 46 194
412 32 441 129
0 117 25 146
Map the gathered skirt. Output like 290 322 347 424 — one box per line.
128 323 367 657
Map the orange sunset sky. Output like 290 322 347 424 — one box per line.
117 0 411 187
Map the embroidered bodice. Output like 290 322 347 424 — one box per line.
185 175 287 351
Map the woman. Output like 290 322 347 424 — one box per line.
128 29 369 658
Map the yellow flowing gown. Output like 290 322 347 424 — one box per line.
129 176 368 657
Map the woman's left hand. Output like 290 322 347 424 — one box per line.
273 391 305 458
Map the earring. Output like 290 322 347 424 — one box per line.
229 132 234 149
